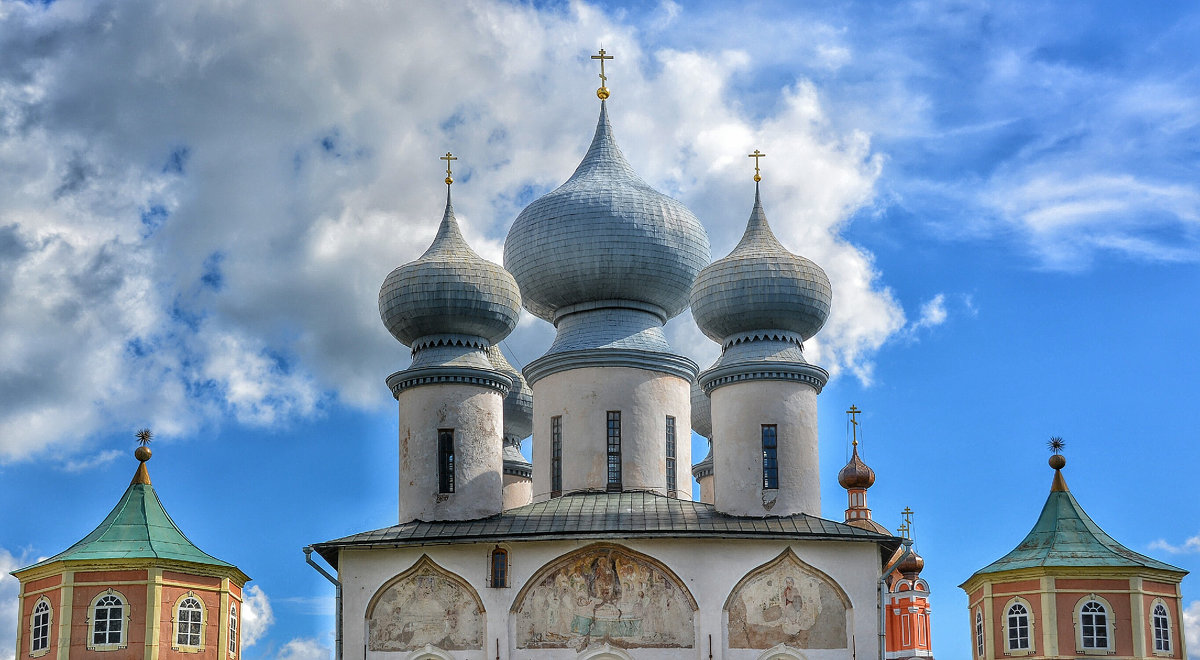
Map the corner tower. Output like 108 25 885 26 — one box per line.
503 54 710 500
379 157 521 522
691 156 831 517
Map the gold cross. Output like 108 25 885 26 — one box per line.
592 48 614 100
748 149 766 182
846 404 861 447
897 522 909 539
901 507 914 538
440 152 457 186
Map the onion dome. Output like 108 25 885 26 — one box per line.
691 184 831 344
486 345 533 442
897 550 925 577
504 101 710 322
690 380 712 439
838 443 876 489
379 188 522 348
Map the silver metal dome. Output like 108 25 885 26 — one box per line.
504 101 710 322
486 345 533 442
379 189 522 347
690 184 831 343
690 379 711 440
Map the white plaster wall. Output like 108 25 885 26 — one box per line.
501 474 532 509
339 537 883 660
530 366 691 499
698 474 715 504
397 383 504 522
711 380 820 517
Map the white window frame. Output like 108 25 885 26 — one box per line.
172 592 206 652
1002 596 1035 654
29 597 52 657
1075 594 1114 654
228 603 238 657
1151 599 1172 655
976 609 985 657
87 589 129 651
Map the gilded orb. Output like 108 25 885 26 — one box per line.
135 446 152 462
596 86 610 100
1049 454 1066 470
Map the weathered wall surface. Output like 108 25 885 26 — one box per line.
726 549 848 649
366 558 484 652
501 475 533 510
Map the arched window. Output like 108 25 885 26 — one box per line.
30 598 51 654
176 596 204 647
228 604 238 656
1152 602 1171 653
976 609 984 656
1080 599 1110 650
1006 602 1031 650
91 592 125 648
489 547 508 588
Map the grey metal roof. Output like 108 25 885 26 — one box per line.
691 184 831 343
486 345 533 441
312 492 896 566
503 101 710 323
379 188 522 347
690 380 712 439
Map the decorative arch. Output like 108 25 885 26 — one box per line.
1074 593 1115 653
1150 597 1172 653
724 547 851 650
172 591 207 651
511 542 697 650
366 555 485 652
577 643 636 660
404 644 455 660
756 643 809 660
29 596 52 657
1001 595 1035 655
87 588 130 651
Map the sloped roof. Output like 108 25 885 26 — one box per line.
969 472 1184 578
313 491 898 567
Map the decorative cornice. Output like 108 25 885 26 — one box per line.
408 333 490 355
721 329 805 350
691 460 713 480
699 361 829 394
523 348 698 385
552 299 668 326
503 461 533 479
386 365 513 398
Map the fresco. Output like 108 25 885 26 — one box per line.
514 545 695 649
726 549 849 649
367 557 484 652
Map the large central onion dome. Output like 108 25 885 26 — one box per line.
504 102 710 322
691 185 831 343
379 190 522 347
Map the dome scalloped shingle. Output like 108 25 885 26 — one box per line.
690 186 831 343
504 102 710 322
379 190 522 347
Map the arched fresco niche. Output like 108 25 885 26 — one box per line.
724 547 851 650
365 555 484 652
511 543 697 650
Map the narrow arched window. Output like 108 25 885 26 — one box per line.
228 604 238 656
1080 600 1109 649
92 594 124 646
176 597 203 647
489 547 508 588
1007 602 1030 650
1153 603 1171 652
762 424 778 489
31 599 51 653
976 609 984 656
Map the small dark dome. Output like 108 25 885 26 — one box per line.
837 444 875 489
898 550 925 576
1049 454 1066 470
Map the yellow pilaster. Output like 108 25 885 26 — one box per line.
1041 575 1058 657
56 572 73 660
14 588 23 660
146 568 163 660
983 582 995 660
217 579 230 660
1129 577 1146 658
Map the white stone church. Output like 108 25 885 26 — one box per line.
309 63 922 660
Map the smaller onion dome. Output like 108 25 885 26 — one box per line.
379 189 522 347
838 442 876 489
691 184 831 343
897 549 925 577
690 380 712 440
486 345 533 442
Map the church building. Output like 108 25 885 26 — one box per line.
310 53 927 660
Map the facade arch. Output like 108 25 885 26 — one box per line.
365 555 485 653
1001 595 1035 654
577 643 636 660
511 542 697 650
756 643 809 659
403 644 455 660
1074 593 1115 653
724 547 852 650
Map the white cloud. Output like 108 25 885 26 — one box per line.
275 638 331 660
240 584 274 648
1149 535 1200 554
60 449 124 473
910 293 947 331
1185 600 1200 660
1 548 24 660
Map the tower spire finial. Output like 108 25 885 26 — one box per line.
441 151 458 187
901 506 914 539
131 428 152 485
748 149 766 182
591 47 613 100
1048 436 1068 491
846 404 861 448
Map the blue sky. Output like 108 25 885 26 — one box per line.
1 1 1198 658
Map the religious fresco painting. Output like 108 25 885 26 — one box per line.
726 548 850 649
513 544 696 650
367 556 485 652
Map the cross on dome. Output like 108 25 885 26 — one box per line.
748 149 766 182
591 47 613 100
440 151 457 186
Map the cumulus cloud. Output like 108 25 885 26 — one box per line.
1149 535 1200 554
240 585 274 648
1185 601 1200 660
909 293 947 332
0 0 902 462
1 547 24 660
275 638 331 660
60 449 124 473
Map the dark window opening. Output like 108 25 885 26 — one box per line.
606 411 622 491
762 424 778 489
490 547 508 588
438 429 455 493
665 416 677 493
551 416 562 497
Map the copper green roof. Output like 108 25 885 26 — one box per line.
969 470 1184 578
17 470 235 573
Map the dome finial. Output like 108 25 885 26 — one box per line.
591 47 613 100
132 428 152 485
748 149 765 182
1048 436 1068 491
440 151 457 186
838 405 875 489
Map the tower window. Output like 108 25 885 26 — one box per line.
176 596 203 648
665 416 677 493
31 599 51 654
1153 602 1171 652
438 429 455 493
228 604 238 656
762 425 778 489
489 547 508 588
976 609 984 656
606 411 621 491
1080 600 1109 649
1006 602 1030 650
91 593 125 647
551 416 562 497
